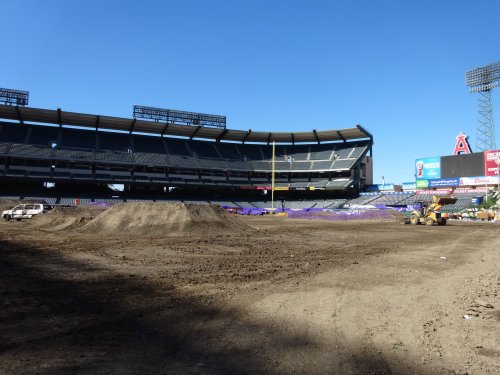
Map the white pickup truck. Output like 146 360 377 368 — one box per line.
2 203 53 221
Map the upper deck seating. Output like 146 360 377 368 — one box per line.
334 147 353 159
0 123 29 143
190 140 220 158
98 132 132 152
311 160 333 170
165 138 191 156
332 159 355 170
0 122 370 181
28 125 59 146
133 135 165 153
60 128 96 149
216 143 242 159
350 144 368 159
309 148 333 160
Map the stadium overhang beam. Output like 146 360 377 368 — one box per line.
129 118 136 134
15 106 24 125
216 129 228 142
57 108 63 127
190 126 202 140
336 131 345 142
242 129 252 144
0 105 373 145
161 122 170 137
356 124 373 143
356 124 374 156
313 129 320 144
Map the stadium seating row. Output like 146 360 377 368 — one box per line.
0 142 364 172
0 166 351 189
0 190 487 212
0 121 370 173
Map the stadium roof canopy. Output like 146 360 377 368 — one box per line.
0 105 372 144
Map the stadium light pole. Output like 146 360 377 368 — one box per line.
465 62 500 151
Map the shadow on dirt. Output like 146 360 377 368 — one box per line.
0 238 436 374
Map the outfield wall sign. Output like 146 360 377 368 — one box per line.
416 189 451 195
416 180 429 188
428 178 460 188
455 187 488 193
484 150 500 176
459 176 500 186
415 157 441 180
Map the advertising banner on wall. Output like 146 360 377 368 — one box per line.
428 178 460 188
454 187 488 193
365 184 395 191
484 150 500 176
459 176 500 186
402 182 417 190
416 189 451 195
415 157 441 180
416 180 429 188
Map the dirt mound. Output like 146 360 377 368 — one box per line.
79 202 248 236
388 210 404 220
28 206 108 231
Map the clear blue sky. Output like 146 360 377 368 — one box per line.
1 0 499 183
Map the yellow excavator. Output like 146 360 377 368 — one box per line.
408 195 457 226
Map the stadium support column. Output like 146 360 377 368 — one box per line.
271 141 275 210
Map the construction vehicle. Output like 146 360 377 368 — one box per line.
405 195 457 226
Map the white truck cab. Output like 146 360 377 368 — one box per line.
2 204 52 221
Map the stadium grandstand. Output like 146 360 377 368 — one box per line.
0 104 374 207
345 190 489 214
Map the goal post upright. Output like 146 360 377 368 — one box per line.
271 141 275 210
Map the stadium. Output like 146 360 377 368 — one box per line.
0 102 374 208
2 3 500 373
1 91 500 374
2 100 498 216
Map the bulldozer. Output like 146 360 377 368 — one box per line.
407 195 457 226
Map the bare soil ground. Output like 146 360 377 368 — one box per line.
0 206 499 374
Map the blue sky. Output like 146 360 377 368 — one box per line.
1 0 499 183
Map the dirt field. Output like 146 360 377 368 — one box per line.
0 204 499 374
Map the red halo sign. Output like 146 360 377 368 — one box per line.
453 132 472 155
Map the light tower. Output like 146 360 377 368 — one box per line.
465 62 500 151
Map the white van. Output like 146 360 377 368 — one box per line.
2 204 53 221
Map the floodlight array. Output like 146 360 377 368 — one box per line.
469 82 499 93
133 105 226 129
0 88 29 106
466 61 500 92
